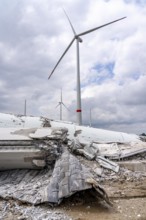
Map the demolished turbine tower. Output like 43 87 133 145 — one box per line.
49 11 126 125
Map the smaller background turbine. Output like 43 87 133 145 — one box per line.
56 89 69 120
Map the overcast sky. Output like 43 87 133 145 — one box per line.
0 0 146 134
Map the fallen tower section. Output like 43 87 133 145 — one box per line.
0 127 110 206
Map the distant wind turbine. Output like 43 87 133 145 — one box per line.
49 11 126 125
24 99 26 116
89 108 92 127
56 89 69 120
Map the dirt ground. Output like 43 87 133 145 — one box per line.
1 179 146 220
63 179 146 220
64 197 146 220
1 154 146 220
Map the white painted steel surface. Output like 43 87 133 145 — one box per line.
0 113 140 143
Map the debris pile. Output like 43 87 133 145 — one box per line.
68 138 146 188
0 126 110 206
69 139 146 160
0 200 70 220
0 112 146 209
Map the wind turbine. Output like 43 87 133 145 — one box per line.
89 108 92 127
49 11 126 125
24 99 26 116
56 88 69 120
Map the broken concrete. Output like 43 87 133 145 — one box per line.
0 112 146 209
65 132 146 179
0 200 70 220
0 125 111 206
118 160 146 172
69 138 146 162
69 139 98 160
96 156 120 173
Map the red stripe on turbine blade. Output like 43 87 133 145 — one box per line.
76 109 82 112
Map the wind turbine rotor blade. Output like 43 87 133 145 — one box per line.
55 103 60 108
63 8 76 36
48 37 75 79
78 17 126 37
62 102 70 111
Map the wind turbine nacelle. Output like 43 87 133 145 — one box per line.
76 36 83 43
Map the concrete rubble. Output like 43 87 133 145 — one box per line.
0 125 110 207
96 156 120 173
69 137 146 173
0 200 70 220
0 112 146 219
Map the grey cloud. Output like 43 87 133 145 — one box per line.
0 0 146 134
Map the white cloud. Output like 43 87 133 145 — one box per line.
0 0 146 134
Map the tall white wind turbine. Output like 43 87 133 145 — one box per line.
49 12 126 125
56 88 69 120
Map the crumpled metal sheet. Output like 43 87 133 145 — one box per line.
0 150 110 206
46 150 93 204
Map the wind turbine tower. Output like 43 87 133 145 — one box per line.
49 11 126 125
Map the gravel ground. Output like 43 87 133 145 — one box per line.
0 199 71 220
1 155 146 220
1 177 146 220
